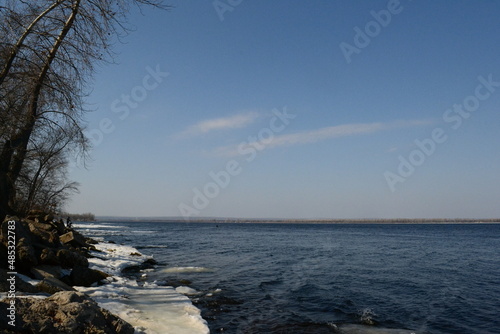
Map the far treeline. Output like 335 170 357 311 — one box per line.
173 218 500 224
62 212 95 222
0 0 167 222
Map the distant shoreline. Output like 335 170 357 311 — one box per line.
95 217 500 224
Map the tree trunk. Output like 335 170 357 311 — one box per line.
0 0 80 220
0 138 17 221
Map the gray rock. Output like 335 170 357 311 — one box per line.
17 239 38 269
1 218 32 246
56 249 88 268
59 231 88 248
36 277 75 294
85 237 99 245
26 212 42 221
28 220 55 232
0 269 38 293
48 220 66 235
30 265 64 280
43 214 54 223
28 222 60 248
0 291 134 334
39 248 59 265
70 266 110 287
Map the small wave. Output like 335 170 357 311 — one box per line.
161 266 213 273
337 324 418 334
136 245 169 249
359 308 377 325
82 231 127 236
75 223 129 229
245 321 338 334
259 279 283 289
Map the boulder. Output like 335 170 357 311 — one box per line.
0 269 38 293
28 220 55 232
43 214 54 223
59 231 88 248
28 222 60 247
48 220 66 235
121 258 158 275
70 266 110 287
39 248 59 265
56 249 88 268
1 218 32 246
0 291 134 334
36 277 75 294
30 265 64 280
16 238 38 270
25 212 53 224
85 237 99 245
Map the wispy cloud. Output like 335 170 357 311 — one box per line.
175 111 260 138
386 146 399 153
212 119 433 157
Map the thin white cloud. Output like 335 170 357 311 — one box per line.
175 111 260 138
212 119 432 157
386 146 399 153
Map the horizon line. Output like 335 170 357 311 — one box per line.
88 216 500 223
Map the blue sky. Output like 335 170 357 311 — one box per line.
67 0 500 218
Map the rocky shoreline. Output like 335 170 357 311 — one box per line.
0 215 146 333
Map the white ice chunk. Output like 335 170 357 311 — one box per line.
175 286 200 296
338 324 417 334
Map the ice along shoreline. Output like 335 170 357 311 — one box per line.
0 216 209 334
76 238 210 334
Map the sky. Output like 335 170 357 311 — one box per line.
67 0 500 219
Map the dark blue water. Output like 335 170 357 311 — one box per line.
80 222 500 334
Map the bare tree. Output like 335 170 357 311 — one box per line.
13 121 82 215
0 0 168 220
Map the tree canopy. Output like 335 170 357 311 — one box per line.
0 0 167 221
